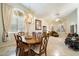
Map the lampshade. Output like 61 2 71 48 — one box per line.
25 13 32 24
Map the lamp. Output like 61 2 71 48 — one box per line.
25 13 33 36
26 13 32 24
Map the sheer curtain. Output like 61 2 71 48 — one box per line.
3 4 12 32
2 3 12 41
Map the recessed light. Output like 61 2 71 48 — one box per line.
56 18 60 22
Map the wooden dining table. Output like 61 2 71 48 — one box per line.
21 36 41 55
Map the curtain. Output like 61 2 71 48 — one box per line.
2 3 12 41
3 4 12 32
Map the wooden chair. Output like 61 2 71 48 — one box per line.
14 34 20 55
31 35 49 56
37 32 42 40
32 32 36 39
31 32 42 49
14 34 29 56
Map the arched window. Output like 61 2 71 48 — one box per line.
10 8 25 33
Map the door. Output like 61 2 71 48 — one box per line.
70 25 74 33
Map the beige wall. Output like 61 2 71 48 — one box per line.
48 9 77 35
25 17 49 34
62 9 77 34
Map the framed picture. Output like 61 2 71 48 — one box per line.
43 26 47 32
70 25 74 33
35 19 42 30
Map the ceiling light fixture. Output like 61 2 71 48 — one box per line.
55 13 60 22
56 18 60 22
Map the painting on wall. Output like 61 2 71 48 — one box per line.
35 19 42 30
61 25 65 32
70 24 77 33
57 24 65 32
43 26 47 32
70 25 74 33
75 24 77 33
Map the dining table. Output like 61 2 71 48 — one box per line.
21 35 41 55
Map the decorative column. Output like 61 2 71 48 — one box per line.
77 8 79 34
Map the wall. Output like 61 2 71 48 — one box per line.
49 9 77 34
25 17 49 35
0 4 3 43
27 9 77 35
62 9 77 34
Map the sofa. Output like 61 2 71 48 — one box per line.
50 31 59 37
65 33 79 50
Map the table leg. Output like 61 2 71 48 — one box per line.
28 44 31 56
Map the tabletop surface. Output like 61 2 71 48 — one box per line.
21 36 41 44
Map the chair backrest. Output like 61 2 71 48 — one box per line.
14 34 29 56
14 34 18 46
17 35 22 41
14 34 22 47
32 32 36 38
14 34 17 41
37 32 42 40
39 35 49 54
18 32 25 36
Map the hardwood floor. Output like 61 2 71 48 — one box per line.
0 34 79 56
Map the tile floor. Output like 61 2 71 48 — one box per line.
0 34 79 56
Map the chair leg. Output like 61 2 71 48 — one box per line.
19 48 25 56
16 48 21 56
16 47 18 56
19 48 23 56
45 49 47 56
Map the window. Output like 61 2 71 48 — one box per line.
10 10 25 32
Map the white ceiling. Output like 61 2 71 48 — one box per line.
23 3 64 17
22 3 79 20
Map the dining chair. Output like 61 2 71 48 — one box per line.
37 32 42 40
17 35 29 56
32 32 36 39
14 34 29 56
31 32 42 49
14 34 20 55
31 35 49 56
